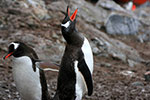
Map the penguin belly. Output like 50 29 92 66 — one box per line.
74 61 87 100
12 56 42 100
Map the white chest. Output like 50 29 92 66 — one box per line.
74 61 87 100
12 56 42 100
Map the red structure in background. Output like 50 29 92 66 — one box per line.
114 0 150 5
133 0 149 5
113 0 150 11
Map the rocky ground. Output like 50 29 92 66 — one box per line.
1 0 150 100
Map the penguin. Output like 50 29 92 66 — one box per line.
53 6 94 100
3 41 59 100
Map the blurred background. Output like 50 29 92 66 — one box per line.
0 0 150 99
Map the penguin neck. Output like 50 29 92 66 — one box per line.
63 29 84 46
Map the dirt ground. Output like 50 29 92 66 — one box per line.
1 0 150 100
1 36 150 100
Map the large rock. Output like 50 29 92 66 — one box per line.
82 23 144 66
105 13 141 35
138 30 150 43
135 7 150 26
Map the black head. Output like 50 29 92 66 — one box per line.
61 6 78 34
3 41 38 59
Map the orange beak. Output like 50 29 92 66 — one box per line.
3 52 13 60
67 7 78 21
70 9 78 21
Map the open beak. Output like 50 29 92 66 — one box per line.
67 6 78 21
70 9 78 21
3 52 13 60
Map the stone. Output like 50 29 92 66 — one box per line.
135 7 150 17
128 59 139 67
144 71 150 82
138 32 150 43
92 47 101 55
120 70 135 77
131 81 144 86
83 23 144 66
96 0 125 11
0 0 13 8
134 7 150 26
100 63 112 68
19 0 50 20
105 13 141 35
47 1 67 12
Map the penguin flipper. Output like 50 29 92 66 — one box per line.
77 58 93 96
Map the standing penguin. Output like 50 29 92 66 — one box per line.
3 41 58 100
53 6 94 100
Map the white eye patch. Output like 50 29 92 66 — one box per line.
10 42 20 50
61 21 70 28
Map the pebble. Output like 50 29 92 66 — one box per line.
144 71 150 82
120 70 135 77
131 81 144 86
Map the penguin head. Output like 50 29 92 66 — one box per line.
61 6 78 34
3 41 38 59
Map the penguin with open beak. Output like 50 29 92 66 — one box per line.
53 6 94 100
3 41 59 100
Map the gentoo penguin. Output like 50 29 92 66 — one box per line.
3 41 58 100
53 6 94 100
